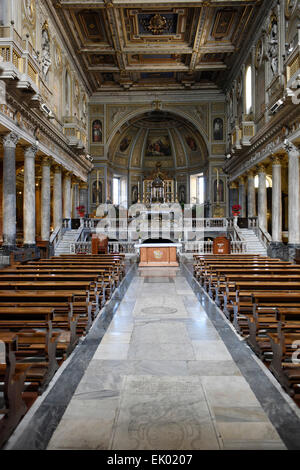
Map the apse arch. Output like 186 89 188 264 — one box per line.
107 109 209 171
106 106 210 153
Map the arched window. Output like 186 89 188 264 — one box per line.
245 66 252 114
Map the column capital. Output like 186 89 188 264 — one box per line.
238 175 246 184
62 169 72 178
79 181 88 189
24 144 38 159
53 163 62 173
257 163 267 173
2 131 19 148
271 154 283 165
284 140 300 156
71 176 80 185
246 169 256 177
41 155 52 166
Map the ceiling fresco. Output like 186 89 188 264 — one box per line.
54 1 266 92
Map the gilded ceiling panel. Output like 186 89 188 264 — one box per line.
72 9 108 44
54 1 267 92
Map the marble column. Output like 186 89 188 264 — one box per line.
53 165 62 229
257 164 267 232
63 171 72 220
40 157 51 241
23 145 38 246
287 143 300 245
2 132 19 247
79 182 88 216
247 170 256 218
238 176 246 217
271 156 282 243
72 179 79 218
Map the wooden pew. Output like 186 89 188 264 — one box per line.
0 332 31 448
193 254 300 401
268 309 300 397
0 307 71 381
0 252 129 446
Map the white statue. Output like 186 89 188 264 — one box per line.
268 20 278 77
41 25 51 78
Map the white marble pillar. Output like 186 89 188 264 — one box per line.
23 145 38 246
271 156 282 243
2 132 19 247
247 170 256 218
257 164 267 232
53 165 62 229
287 143 300 244
40 157 51 241
238 176 246 217
63 171 72 220
72 179 79 217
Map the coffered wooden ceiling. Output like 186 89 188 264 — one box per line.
53 0 265 92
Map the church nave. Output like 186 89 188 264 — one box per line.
5 266 300 451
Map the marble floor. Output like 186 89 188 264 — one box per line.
40 267 289 451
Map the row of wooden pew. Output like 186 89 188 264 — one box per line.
193 254 300 403
0 252 125 448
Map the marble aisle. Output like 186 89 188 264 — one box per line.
47 268 286 450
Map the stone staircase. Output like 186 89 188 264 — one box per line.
238 228 267 255
54 229 81 255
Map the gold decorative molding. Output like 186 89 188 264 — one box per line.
271 155 283 165
246 169 256 177
285 0 297 19
257 163 267 173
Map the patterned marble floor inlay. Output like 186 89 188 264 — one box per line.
46 267 287 451
140 307 178 315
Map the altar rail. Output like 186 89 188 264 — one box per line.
63 217 258 232
182 240 247 254
71 240 247 255
70 241 136 254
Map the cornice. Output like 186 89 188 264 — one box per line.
224 103 300 179
5 92 92 174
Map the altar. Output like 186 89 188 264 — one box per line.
142 162 175 204
134 243 182 267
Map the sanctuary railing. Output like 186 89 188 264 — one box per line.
70 241 136 254
181 240 246 254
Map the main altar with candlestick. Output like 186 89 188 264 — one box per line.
142 162 177 204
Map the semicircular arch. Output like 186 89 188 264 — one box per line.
106 106 210 156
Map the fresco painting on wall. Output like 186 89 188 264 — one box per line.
131 185 138 204
185 136 198 151
92 120 103 143
145 134 171 157
213 118 224 141
119 136 132 153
